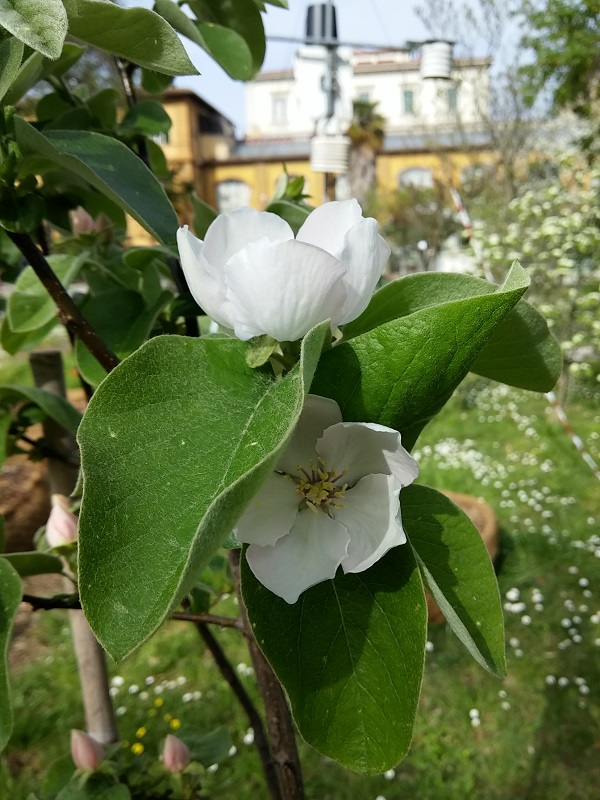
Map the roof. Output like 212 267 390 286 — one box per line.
160 88 235 126
223 128 492 163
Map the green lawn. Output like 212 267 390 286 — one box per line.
3 377 599 799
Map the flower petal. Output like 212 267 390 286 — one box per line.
225 239 347 341
235 473 300 547
296 199 363 256
203 208 293 271
176 226 235 328
316 422 419 487
245 508 350 604
338 217 390 323
335 473 406 574
277 394 342 475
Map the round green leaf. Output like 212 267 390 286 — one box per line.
0 557 22 751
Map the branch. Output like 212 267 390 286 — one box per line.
7 232 120 373
196 623 282 800
21 593 242 630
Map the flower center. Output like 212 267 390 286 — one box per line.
290 458 348 513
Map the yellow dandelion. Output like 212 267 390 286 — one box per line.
135 727 147 738
147 708 157 717
164 713 173 722
154 698 165 708
169 718 182 730
131 743 144 756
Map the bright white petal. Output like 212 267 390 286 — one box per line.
335 473 406 574
316 422 419 487
225 239 347 341
245 509 350 603
296 199 363 256
203 208 293 271
176 226 234 328
338 218 390 323
277 394 342 475
234 473 300 547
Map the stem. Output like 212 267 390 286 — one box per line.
229 550 305 800
8 233 120 373
196 623 282 800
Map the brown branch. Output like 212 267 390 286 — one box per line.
21 594 241 631
229 549 305 800
196 623 282 800
7 232 120 373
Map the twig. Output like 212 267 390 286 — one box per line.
229 550 305 800
8 232 120 373
21 593 242 630
196 623 282 800
15 431 79 467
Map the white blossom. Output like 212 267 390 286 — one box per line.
236 395 418 603
177 200 390 342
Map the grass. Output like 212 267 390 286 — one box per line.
3 376 600 799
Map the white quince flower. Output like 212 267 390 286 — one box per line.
177 200 390 342
235 395 418 604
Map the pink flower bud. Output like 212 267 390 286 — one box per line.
46 495 78 548
162 734 190 773
71 729 105 771
69 207 96 235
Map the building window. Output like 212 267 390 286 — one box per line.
447 87 458 112
271 93 288 126
402 89 415 115
356 88 373 102
216 180 252 214
398 167 434 189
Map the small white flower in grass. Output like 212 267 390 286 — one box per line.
128 685 139 695
243 728 254 745
558 677 569 687
177 200 390 342
207 764 219 774
235 395 418 603
111 676 124 687
545 675 556 685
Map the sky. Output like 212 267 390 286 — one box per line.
171 1 434 135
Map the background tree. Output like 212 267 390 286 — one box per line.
346 98 386 207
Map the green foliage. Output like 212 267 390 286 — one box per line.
0 0 67 59
242 543 427 774
404 485 505 676
342 271 562 392
78 322 329 660
62 0 198 76
190 192 217 238
15 119 179 246
1 552 63 578
0 36 23 102
314 263 530 449
0 557 21 751
520 0 600 118
0 384 82 434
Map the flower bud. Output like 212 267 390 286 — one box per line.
162 734 190 773
70 729 105 771
69 207 96 235
46 494 78 548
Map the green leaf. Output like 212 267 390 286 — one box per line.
312 262 530 449
62 0 197 76
242 543 427 774
3 49 43 104
0 557 21 751
15 119 179 246
403 485 506 676
140 67 173 95
245 334 277 368
265 199 311 236
0 35 24 102
341 269 560 392
0 0 67 59
78 321 329 660
2 551 63 577
188 0 266 79
0 314 56 356
184 727 232 766
0 384 82 434
74 288 173 387
153 0 206 49
120 100 172 137
0 410 11 470
56 775 131 800
191 192 216 239
7 253 84 333
86 88 120 129
0 517 5 554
